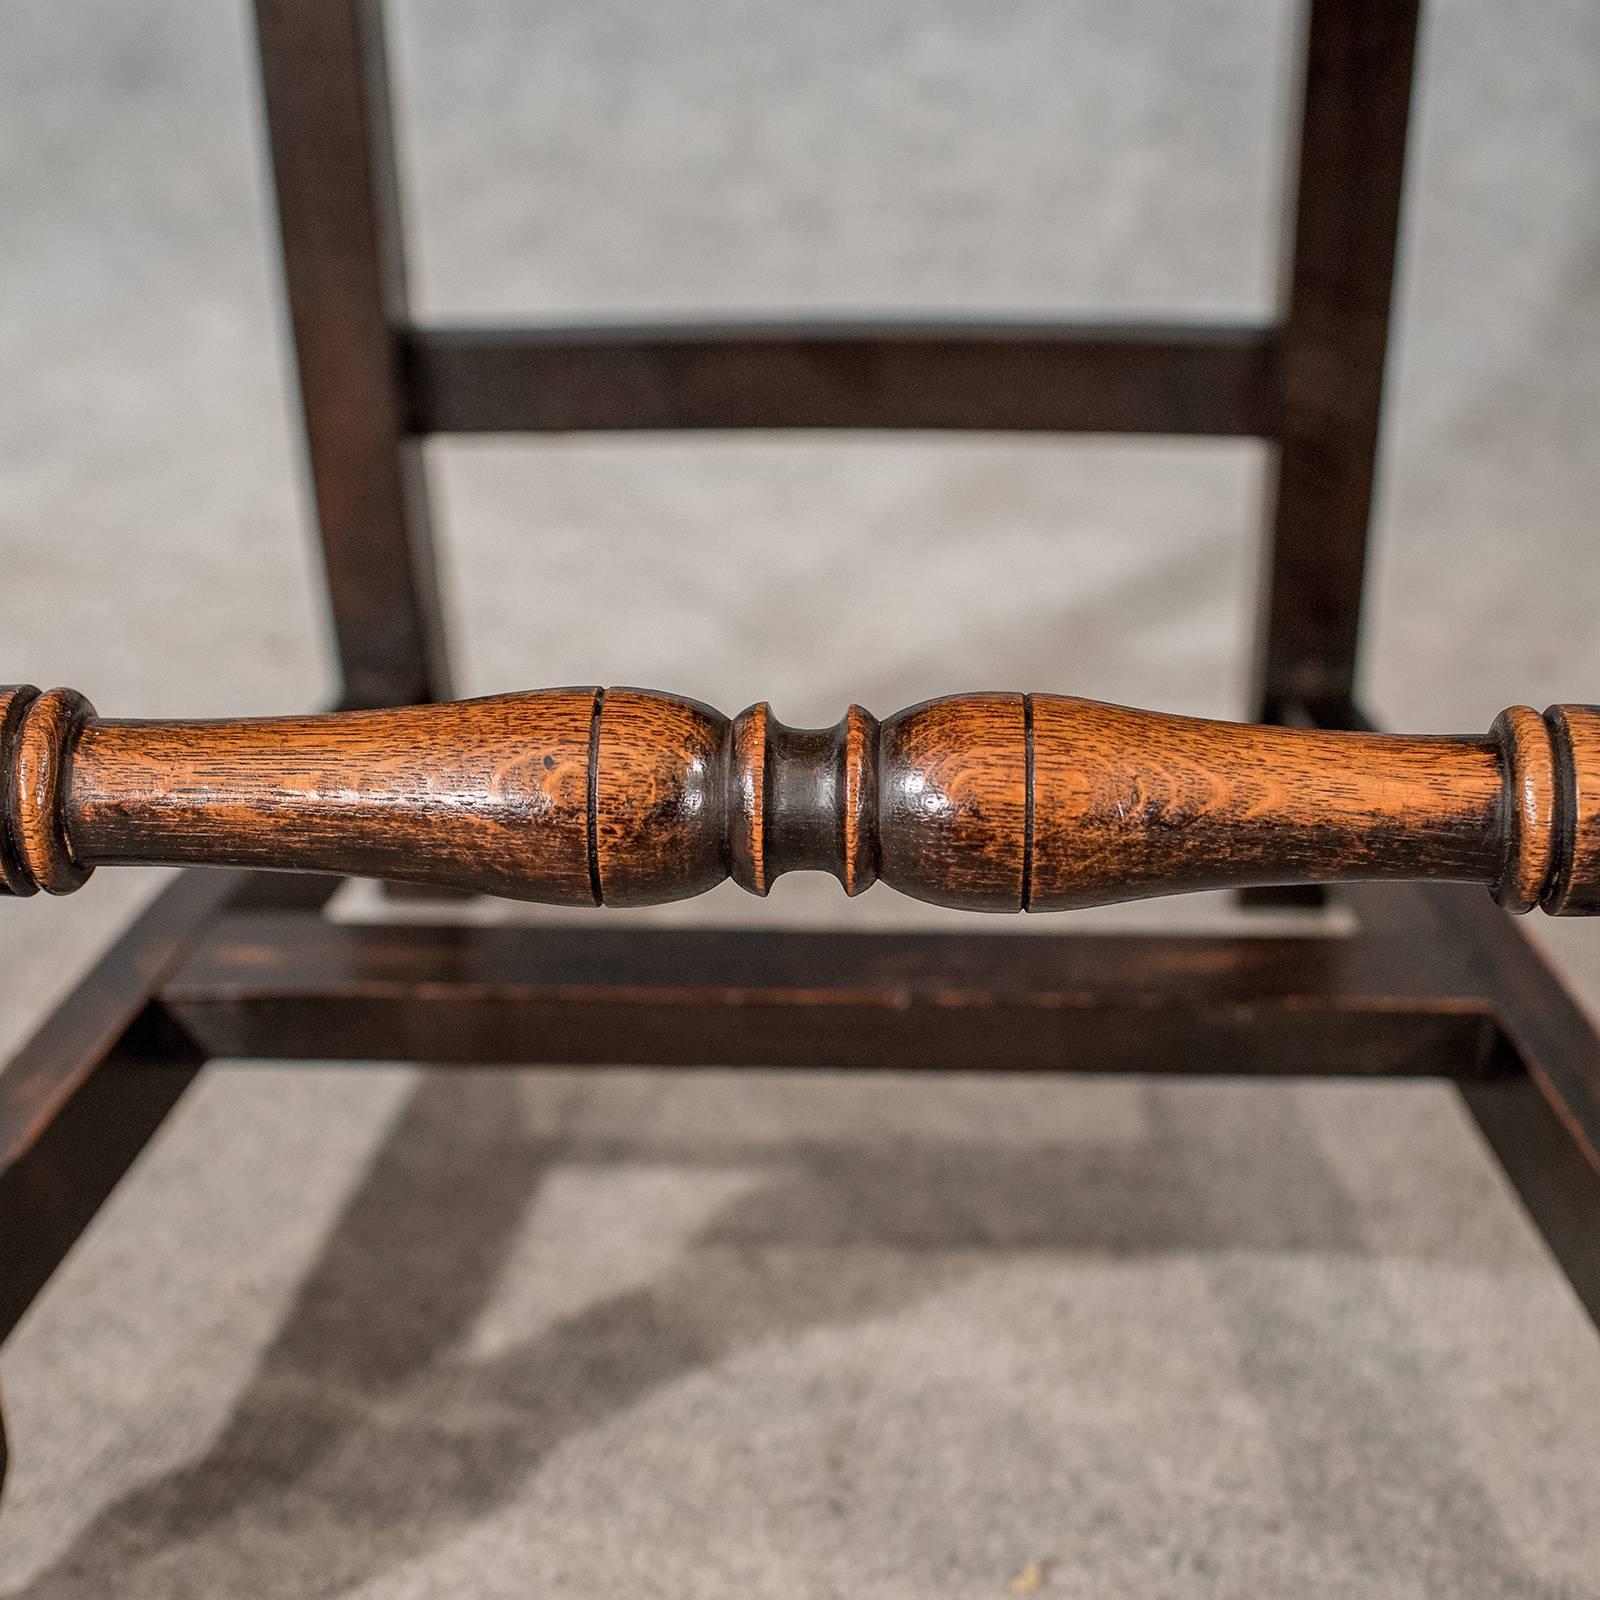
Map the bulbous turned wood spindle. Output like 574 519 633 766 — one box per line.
4 683 1600 915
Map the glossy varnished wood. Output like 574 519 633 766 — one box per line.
14 0 1600 1534
5 684 1597 915
878 693 1029 909
70 694 596 901
0 870 244 1341
0 864 345 1354
1342 878 1600 1330
1329 693 1600 1332
1029 697 1501 908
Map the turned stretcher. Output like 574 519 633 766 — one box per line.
4 684 1595 915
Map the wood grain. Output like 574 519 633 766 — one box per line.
67 693 595 901
1543 704 1600 915
1028 695 1503 909
593 688 727 906
7 685 1600 915
878 693 1028 911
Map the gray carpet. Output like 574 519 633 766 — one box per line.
4 1 1600 1594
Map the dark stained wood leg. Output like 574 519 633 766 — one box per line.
253 0 451 711
0 869 340 1345
1254 0 1421 729
1360 883 1600 1335
0 1013 205 1343
1242 0 1421 913
1446 898 1600 1333
1336 653 1600 1338
0 871 238 1343
0 870 233 1491
0 870 344 1506
159 913 1499 1078
1459 1070 1600 1334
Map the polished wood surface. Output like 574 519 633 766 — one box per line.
3 683 1594 914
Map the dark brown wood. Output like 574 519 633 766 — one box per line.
0 869 243 1341
401 320 1281 437
0 863 343 1505
254 0 451 710
1336 690 1600 1335
0 1011 203 1343
162 913 1497 1077
1342 878 1600 1333
1438 885 1600 1222
10 0 1600 1544
1024 695 1503 910
9 683 1600 915
0 870 241 1178
1254 0 1422 726
1458 1071 1600 1329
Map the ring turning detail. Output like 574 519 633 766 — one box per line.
2 683 1598 915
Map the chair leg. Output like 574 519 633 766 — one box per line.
1241 0 1420 915
1253 0 1420 723
253 0 453 712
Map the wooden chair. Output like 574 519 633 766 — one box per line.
5 0 1599 1538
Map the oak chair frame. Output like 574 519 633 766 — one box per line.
5 0 1600 1513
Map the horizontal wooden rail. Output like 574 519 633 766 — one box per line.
400 319 1281 437
161 915 1498 1077
4 684 1598 915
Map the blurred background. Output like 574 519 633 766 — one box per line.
3 1 1600 1594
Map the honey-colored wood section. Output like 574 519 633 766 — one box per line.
56 692 594 902
2 683 1592 915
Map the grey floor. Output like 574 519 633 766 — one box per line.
4 1 1600 1594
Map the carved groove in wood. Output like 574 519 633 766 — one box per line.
2 684 1597 915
